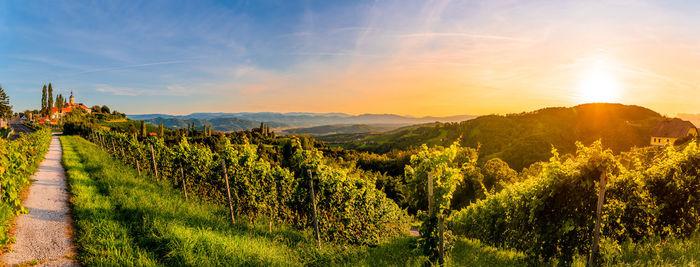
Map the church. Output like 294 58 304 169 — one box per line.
50 91 92 120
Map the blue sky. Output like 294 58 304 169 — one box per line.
2 0 700 115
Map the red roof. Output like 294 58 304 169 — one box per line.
148 132 158 136
652 119 697 138
52 107 74 114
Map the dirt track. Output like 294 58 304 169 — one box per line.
2 135 77 266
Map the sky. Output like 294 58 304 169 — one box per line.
1 0 700 116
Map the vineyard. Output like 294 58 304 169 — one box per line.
448 141 700 264
68 125 409 246
0 128 52 245
56 116 700 265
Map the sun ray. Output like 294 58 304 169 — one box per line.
576 57 622 103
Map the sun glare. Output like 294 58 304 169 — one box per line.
576 59 622 103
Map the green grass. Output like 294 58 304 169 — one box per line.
61 135 539 266
590 233 700 266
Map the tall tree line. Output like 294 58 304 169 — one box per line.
41 84 47 116
40 83 69 117
0 84 12 119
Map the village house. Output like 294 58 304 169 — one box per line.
650 118 698 146
50 91 92 120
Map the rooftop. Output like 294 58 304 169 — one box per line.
651 118 697 138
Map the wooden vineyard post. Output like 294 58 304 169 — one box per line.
439 214 445 265
120 147 125 159
428 172 434 216
135 158 141 176
149 144 158 179
111 140 116 154
221 159 235 223
180 163 188 201
589 172 608 267
308 170 321 249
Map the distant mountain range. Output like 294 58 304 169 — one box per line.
282 123 410 135
143 117 288 132
128 112 476 132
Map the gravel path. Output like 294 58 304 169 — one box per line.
2 135 78 266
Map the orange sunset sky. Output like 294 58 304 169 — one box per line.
2 1 700 116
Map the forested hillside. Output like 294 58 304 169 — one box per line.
338 103 664 170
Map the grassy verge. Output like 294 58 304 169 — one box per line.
60 135 534 266
593 233 700 266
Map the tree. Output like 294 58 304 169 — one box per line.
480 158 518 194
55 94 64 109
23 110 32 120
159 122 164 136
0 84 12 118
41 84 47 116
101 105 110 114
47 83 54 115
91 105 101 113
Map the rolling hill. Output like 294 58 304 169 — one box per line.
128 112 475 127
336 103 665 170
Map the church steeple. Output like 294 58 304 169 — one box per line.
70 90 75 105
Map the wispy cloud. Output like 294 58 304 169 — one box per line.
96 83 199 97
69 60 193 76
396 32 533 42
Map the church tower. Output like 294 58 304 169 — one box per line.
70 90 75 105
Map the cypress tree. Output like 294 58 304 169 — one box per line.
159 122 164 137
55 94 62 109
47 83 54 115
41 85 47 116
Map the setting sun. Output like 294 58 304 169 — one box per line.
576 61 622 103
